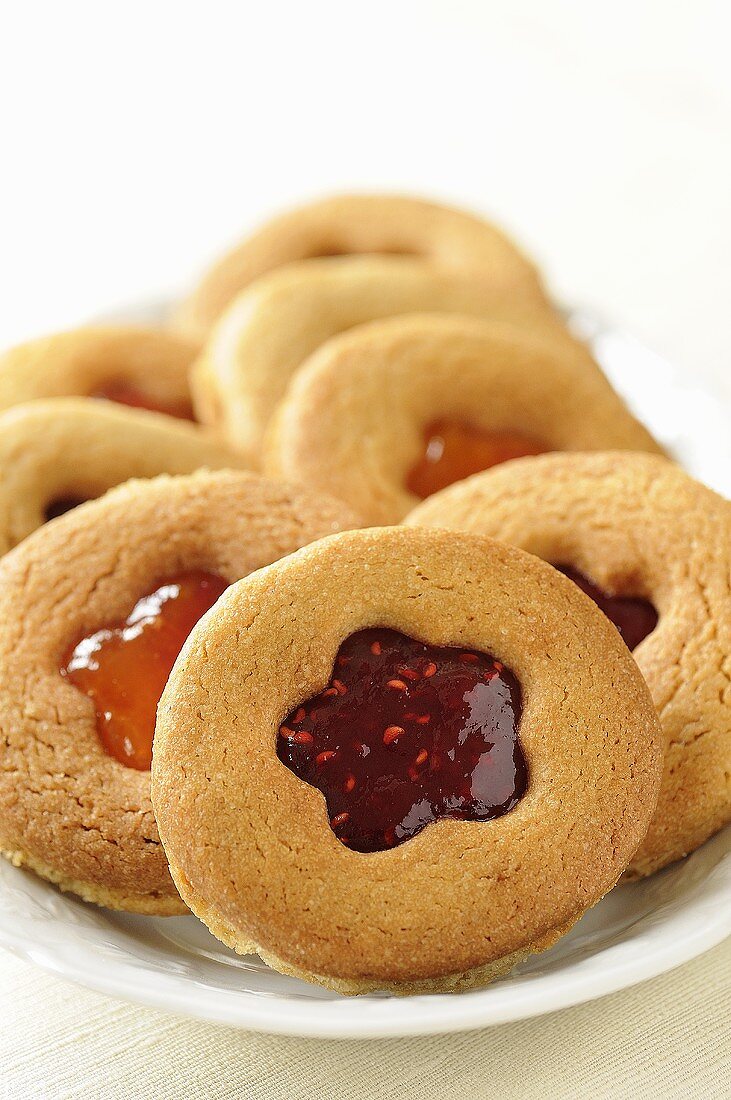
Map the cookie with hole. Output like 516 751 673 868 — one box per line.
174 193 546 340
0 470 359 913
0 398 251 555
0 326 200 421
264 313 663 524
406 451 731 877
152 526 662 993
190 255 597 464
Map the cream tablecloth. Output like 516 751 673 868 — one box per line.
1 938 728 1099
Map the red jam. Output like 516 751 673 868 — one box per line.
91 379 195 421
44 496 89 521
556 565 658 651
277 628 526 852
61 571 228 770
407 419 547 498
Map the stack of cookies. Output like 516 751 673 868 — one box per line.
0 195 728 995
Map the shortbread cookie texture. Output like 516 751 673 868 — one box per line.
0 398 250 555
191 256 593 463
152 527 662 994
0 471 359 913
0 326 199 419
174 193 545 338
264 314 663 524
406 452 731 876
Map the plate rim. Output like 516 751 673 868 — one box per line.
1 835 729 1038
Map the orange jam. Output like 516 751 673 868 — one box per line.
61 571 228 770
406 419 547 499
91 378 195 421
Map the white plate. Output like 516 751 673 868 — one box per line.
0 310 729 1038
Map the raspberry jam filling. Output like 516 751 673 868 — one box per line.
556 565 658 651
277 628 527 853
61 570 228 770
406 419 547 498
91 379 195 421
44 496 89 521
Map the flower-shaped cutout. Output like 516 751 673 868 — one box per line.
277 628 527 852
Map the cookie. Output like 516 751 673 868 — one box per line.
264 314 664 525
174 193 544 339
0 470 359 913
0 326 199 420
191 255 594 463
406 452 731 876
0 398 250 555
152 526 662 994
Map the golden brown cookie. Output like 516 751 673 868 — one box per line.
0 326 199 420
264 314 664 525
174 193 544 339
0 398 250 555
191 255 593 463
152 526 662 994
406 452 731 877
0 470 359 914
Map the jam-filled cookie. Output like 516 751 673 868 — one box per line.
174 193 544 339
264 314 663 524
0 471 358 913
406 452 731 877
152 527 662 994
192 256 592 463
0 398 249 555
0 326 199 420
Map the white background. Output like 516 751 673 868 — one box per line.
0 1 729 400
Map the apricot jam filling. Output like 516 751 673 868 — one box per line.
91 379 195 421
277 627 527 853
406 419 547 498
61 570 228 770
556 565 658 652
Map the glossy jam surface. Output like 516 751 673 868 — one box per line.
61 571 228 770
407 419 547 499
44 496 89 522
91 379 195 421
556 565 658 651
277 628 526 852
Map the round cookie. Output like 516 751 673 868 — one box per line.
174 193 545 339
0 470 359 913
0 326 199 419
191 255 594 463
405 452 731 877
152 526 662 994
264 314 664 525
0 398 250 555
